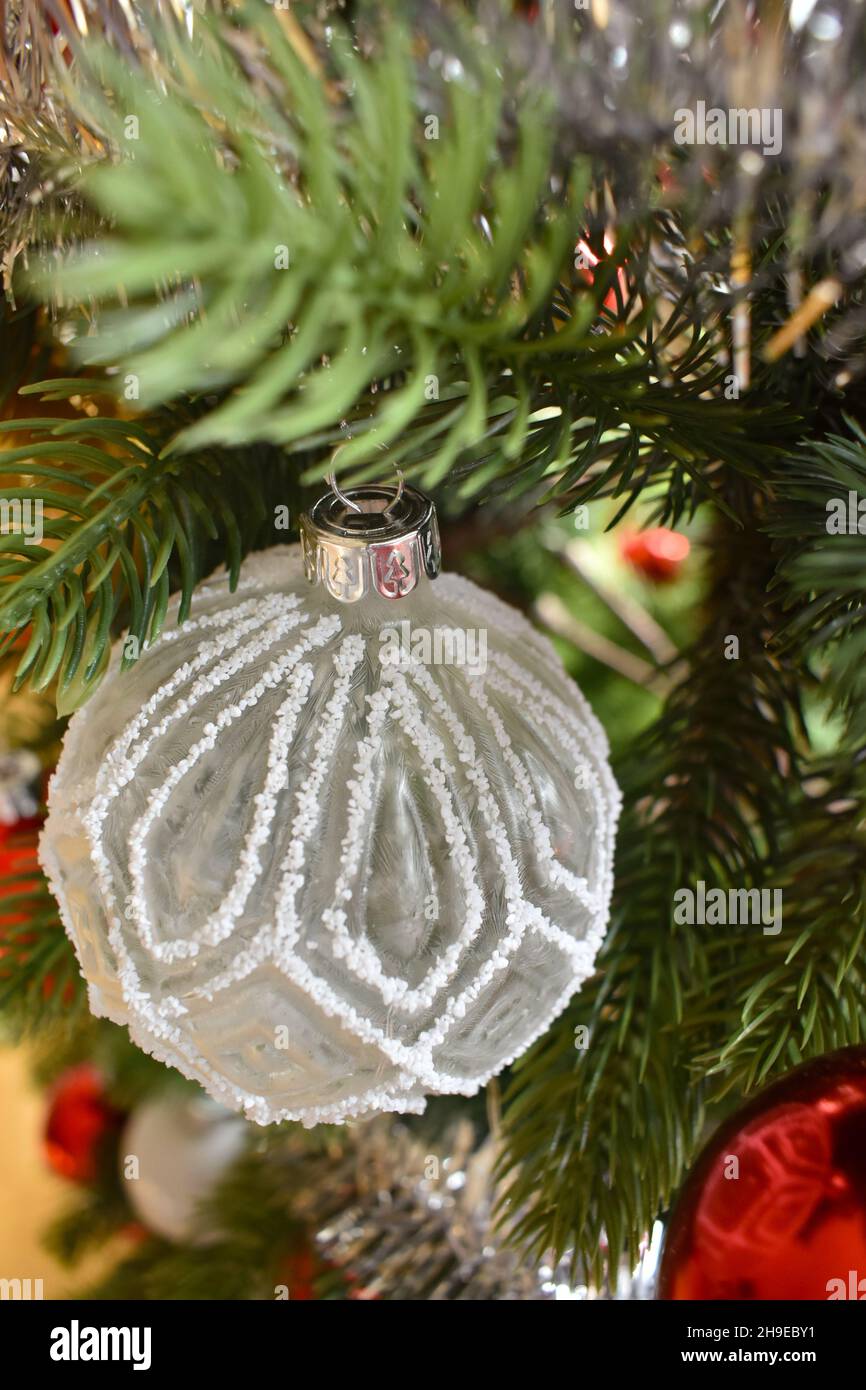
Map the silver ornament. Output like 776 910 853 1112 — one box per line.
0 747 41 824
309 1120 662 1300
41 484 620 1126
120 1096 247 1244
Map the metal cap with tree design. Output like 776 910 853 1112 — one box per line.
300 478 441 603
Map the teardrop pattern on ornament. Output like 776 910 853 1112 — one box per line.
41 546 621 1126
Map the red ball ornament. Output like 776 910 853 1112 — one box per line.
0 834 75 1004
0 839 40 914
659 1048 866 1300
276 1247 321 1301
43 1064 123 1184
0 840 41 961
620 527 690 583
574 233 627 313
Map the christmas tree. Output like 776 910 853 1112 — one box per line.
2 0 866 1301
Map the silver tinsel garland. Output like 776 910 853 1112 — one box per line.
307 1119 661 1300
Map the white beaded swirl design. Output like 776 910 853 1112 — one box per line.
41 546 621 1126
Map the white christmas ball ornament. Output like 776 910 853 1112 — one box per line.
121 1096 247 1243
41 483 620 1126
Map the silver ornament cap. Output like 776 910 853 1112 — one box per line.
300 480 441 603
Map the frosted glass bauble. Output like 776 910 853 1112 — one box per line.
41 546 621 1126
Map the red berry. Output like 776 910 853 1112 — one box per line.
620 526 690 582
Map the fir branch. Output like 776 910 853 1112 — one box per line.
0 382 288 707
23 4 801 511
43 1172 131 1268
688 425 866 1088
77 1131 345 1300
0 0 225 293
770 421 866 739
690 756 866 1096
496 506 806 1279
498 429 866 1270
32 12 600 482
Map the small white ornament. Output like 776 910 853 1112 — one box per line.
120 1096 247 1243
41 484 620 1126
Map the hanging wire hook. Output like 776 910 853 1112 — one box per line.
325 469 363 513
383 466 405 514
326 456 405 516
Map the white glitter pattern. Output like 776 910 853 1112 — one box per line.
40 545 621 1127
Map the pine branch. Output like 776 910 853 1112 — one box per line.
496 504 806 1280
770 420 866 739
0 0 224 294
0 381 289 708
43 1172 131 1268
689 756 866 1096
32 14 591 471
77 1130 344 1299
686 425 866 1087
498 424 866 1272
23 4 801 512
